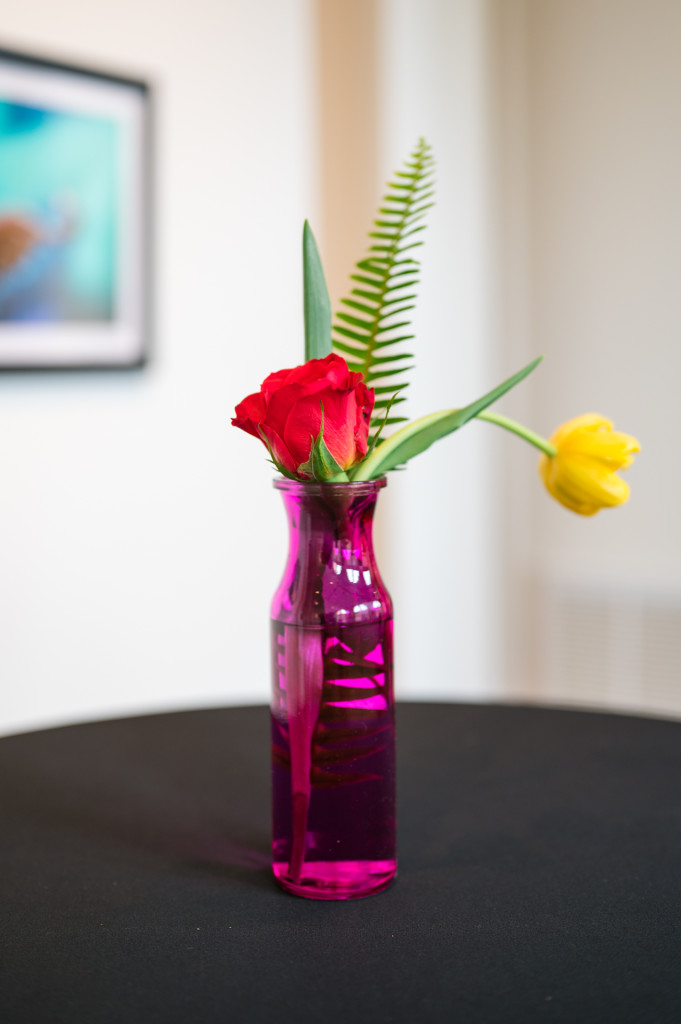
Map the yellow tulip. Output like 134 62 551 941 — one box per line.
538 414 640 516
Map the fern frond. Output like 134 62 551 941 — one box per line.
332 138 434 431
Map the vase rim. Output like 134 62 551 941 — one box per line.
273 476 386 495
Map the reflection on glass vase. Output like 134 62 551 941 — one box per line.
270 478 396 900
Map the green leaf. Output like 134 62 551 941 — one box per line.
333 138 434 430
334 326 372 343
379 294 417 307
352 357 543 480
257 429 299 480
385 273 419 289
370 352 414 363
404 202 435 219
356 264 387 276
332 339 364 357
350 276 383 288
373 383 410 394
297 405 350 482
400 225 428 239
341 299 379 316
303 220 332 362
373 396 406 408
365 366 414 382
374 336 416 348
375 321 411 335
378 304 415 320
336 312 376 331
360 393 401 463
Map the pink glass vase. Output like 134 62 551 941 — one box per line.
270 478 396 900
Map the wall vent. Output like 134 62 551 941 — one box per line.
537 573 681 719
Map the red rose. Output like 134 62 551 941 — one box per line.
232 354 374 477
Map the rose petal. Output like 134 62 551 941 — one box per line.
258 422 299 475
232 392 267 440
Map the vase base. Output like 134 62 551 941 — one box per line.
273 859 397 900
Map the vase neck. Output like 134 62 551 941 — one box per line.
271 480 391 627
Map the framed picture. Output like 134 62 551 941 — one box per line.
0 47 151 369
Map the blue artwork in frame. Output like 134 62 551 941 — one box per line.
0 48 151 369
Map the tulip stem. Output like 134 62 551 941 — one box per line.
476 410 557 457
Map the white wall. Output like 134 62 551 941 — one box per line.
527 0 680 578
497 0 681 716
376 0 505 701
4 0 677 735
0 0 319 734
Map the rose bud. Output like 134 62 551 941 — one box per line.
232 353 375 479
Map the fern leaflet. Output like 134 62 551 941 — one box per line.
332 138 434 432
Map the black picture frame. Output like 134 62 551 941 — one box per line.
0 47 152 370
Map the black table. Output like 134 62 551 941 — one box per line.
1 703 680 1023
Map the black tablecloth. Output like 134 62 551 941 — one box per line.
1 703 680 1023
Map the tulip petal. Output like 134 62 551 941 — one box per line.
539 413 639 516
557 458 630 506
549 413 612 444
